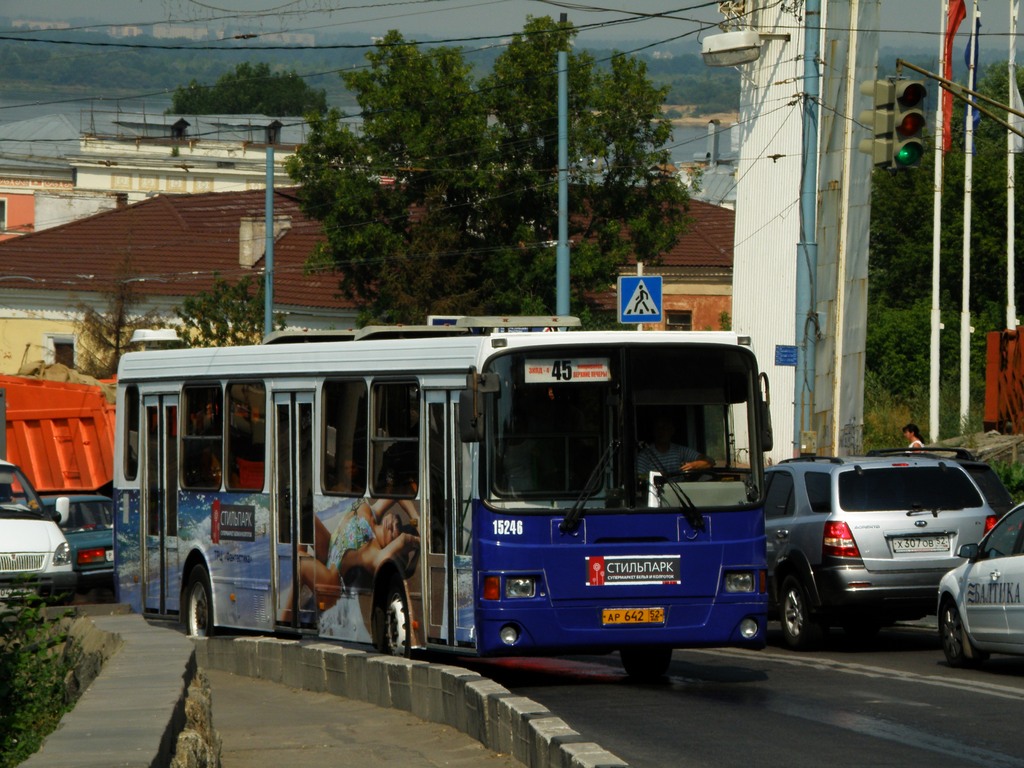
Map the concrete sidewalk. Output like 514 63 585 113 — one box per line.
208 667 526 768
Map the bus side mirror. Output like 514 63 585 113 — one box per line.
759 372 773 452
459 368 499 443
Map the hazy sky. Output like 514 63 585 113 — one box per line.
0 1 965 47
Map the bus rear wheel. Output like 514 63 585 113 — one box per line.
185 566 214 638
620 646 672 681
380 577 410 657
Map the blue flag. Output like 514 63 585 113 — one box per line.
964 16 982 150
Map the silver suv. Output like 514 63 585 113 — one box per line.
764 454 999 650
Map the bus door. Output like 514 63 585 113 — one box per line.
273 391 316 630
424 389 476 648
141 394 179 615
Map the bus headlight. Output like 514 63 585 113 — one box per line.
505 576 536 599
740 618 759 639
724 571 755 593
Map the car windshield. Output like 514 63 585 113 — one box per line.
838 466 983 512
0 467 44 515
486 344 762 511
62 499 114 531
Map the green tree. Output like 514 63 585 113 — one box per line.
170 62 328 115
175 274 282 347
286 17 689 323
865 60 1024 436
75 267 170 378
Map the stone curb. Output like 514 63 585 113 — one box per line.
193 636 630 768
24 611 629 768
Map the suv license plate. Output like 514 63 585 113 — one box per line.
891 535 950 553
602 607 665 625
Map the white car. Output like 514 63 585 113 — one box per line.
0 460 77 602
938 502 1024 666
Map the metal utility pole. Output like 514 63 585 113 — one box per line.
264 146 275 338
794 0 821 455
556 14 570 316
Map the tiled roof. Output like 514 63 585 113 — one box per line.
0 187 350 312
0 189 731 313
649 199 733 270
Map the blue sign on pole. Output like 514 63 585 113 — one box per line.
775 345 798 366
618 275 663 324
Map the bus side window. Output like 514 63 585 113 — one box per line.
322 380 368 495
124 385 140 481
183 384 223 489
226 382 266 492
371 381 419 497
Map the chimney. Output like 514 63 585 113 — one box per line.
705 120 720 166
239 215 292 269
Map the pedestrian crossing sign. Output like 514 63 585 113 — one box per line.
618 275 662 324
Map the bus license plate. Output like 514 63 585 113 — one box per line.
602 607 665 625
891 535 950 553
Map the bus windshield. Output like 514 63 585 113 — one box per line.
486 343 762 512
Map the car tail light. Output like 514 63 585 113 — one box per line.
77 547 107 566
823 521 860 558
984 514 997 534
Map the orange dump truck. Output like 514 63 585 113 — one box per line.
0 372 116 495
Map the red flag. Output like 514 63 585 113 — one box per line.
943 0 968 152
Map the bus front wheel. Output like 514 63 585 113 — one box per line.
620 646 672 681
185 566 214 638
380 577 410 657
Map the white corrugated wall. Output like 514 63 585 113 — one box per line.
731 0 878 463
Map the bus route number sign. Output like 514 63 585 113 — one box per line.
524 358 612 383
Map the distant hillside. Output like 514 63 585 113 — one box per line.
0 31 739 116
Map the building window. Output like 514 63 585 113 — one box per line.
43 334 75 367
666 311 693 331
0 199 7 233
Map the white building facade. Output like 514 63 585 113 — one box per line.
727 0 879 463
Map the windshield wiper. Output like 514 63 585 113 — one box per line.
560 440 619 534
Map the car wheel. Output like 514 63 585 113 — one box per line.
185 566 214 638
939 597 987 668
620 647 672 682
380 577 410 657
780 575 824 651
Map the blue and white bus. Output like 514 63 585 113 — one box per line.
114 318 773 679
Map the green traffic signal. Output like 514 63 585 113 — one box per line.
894 141 924 167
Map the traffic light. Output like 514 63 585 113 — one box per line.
891 79 927 168
858 79 895 168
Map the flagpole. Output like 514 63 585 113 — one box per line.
930 1 949 444
960 1 979 431
1009 0 1020 331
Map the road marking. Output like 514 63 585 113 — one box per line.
686 647 1024 701
681 648 1024 767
